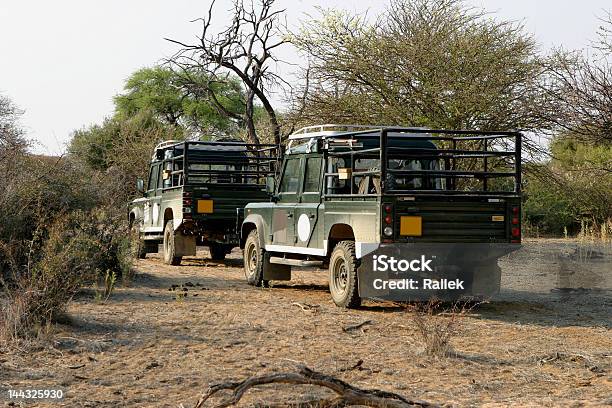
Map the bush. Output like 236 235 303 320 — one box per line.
1 210 132 342
523 173 577 236
407 299 476 357
522 138 612 236
1 94 134 344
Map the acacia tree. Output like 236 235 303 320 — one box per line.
114 66 245 137
291 0 558 157
167 0 288 145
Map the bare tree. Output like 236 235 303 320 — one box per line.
542 14 612 145
0 95 28 157
167 0 288 145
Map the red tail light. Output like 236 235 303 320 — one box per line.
382 203 394 238
183 191 193 218
512 227 520 237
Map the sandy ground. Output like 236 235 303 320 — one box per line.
1 239 611 407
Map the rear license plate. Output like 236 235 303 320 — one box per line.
400 216 422 236
197 199 213 213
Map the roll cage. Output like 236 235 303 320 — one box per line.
151 140 280 190
286 126 522 197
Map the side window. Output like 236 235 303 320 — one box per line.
158 162 166 189
303 157 322 193
147 164 160 191
279 158 300 193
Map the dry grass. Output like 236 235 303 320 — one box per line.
404 299 481 358
1 241 610 407
578 218 612 243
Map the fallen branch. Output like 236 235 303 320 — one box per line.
194 365 438 408
342 320 373 332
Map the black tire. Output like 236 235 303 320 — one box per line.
243 230 269 287
130 220 147 259
328 241 361 308
163 220 182 266
209 244 230 261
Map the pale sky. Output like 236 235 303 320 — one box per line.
0 0 609 154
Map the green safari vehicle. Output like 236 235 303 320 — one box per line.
240 125 522 307
129 139 278 265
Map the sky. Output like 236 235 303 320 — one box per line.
0 0 609 155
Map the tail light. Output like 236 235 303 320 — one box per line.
183 192 193 218
511 206 520 242
382 203 393 237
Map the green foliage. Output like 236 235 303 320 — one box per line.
523 173 577 235
70 109 174 171
113 66 244 135
523 137 612 235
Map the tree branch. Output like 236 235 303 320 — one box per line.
193 365 438 408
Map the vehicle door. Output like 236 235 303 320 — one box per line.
294 155 324 253
271 156 302 246
143 163 161 231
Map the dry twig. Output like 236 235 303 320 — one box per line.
291 302 320 313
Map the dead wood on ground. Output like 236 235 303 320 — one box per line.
194 365 438 408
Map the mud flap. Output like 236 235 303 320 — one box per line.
174 234 196 257
263 253 291 280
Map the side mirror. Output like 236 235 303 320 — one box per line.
136 178 144 194
265 176 276 194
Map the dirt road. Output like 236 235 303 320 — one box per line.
1 239 611 407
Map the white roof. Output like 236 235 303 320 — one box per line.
289 124 389 140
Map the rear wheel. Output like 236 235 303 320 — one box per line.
243 230 268 287
329 241 361 308
163 220 182 266
209 244 231 261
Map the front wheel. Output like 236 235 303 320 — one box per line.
163 220 183 266
329 241 361 308
243 230 268 287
